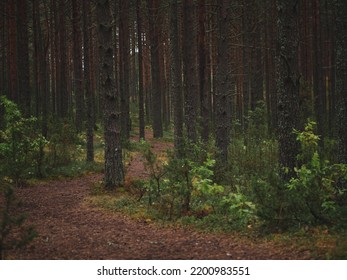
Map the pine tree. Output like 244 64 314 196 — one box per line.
170 0 184 158
335 0 347 164
96 0 124 189
276 0 301 180
215 0 231 173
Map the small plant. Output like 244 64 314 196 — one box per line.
220 191 257 227
142 146 167 204
0 180 37 259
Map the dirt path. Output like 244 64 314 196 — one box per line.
10 132 313 260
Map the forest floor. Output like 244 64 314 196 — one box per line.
8 131 333 260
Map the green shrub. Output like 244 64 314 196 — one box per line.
287 120 347 225
252 120 347 229
140 141 258 228
219 191 257 227
0 96 47 185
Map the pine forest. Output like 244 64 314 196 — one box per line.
0 0 347 260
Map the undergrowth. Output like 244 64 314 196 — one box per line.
87 105 347 259
0 96 104 182
3 98 345 258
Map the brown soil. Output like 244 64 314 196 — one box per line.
9 131 314 260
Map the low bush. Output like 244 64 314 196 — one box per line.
252 120 347 229
139 141 257 229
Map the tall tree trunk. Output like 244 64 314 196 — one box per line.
0 0 6 102
215 0 231 175
242 0 251 125
250 30 264 111
137 0 145 140
335 0 347 164
33 0 49 137
83 0 94 162
52 0 60 117
170 0 183 158
324 0 335 138
160 42 169 130
276 0 300 180
199 0 210 142
88 8 98 127
8 0 17 103
119 0 131 141
143 33 151 124
264 0 272 133
72 0 84 132
147 0 163 138
0 1 6 130
264 0 277 134
16 0 30 116
96 0 124 189
58 0 68 119
312 0 325 144
183 0 198 143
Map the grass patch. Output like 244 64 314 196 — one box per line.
88 181 153 220
86 193 152 221
46 161 103 179
266 226 347 259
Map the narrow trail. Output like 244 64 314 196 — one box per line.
11 131 312 260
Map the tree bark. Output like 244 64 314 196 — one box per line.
215 0 231 172
335 0 347 164
276 0 300 180
119 0 131 141
312 0 325 144
183 0 198 143
72 0 84 132
199 0 210 143
96 0 124 189
137 0 145 140
16 0 30 116
83 0 94 162
170 0 184 158
8 0 17 103
32 0 49 137
147 0 163 138
58 0 68 119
